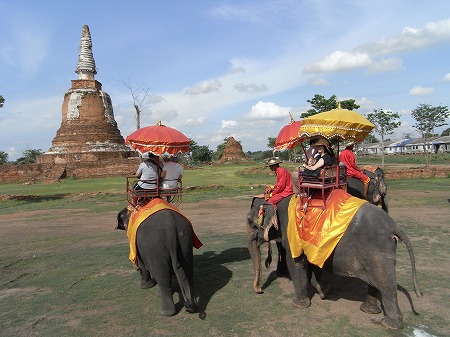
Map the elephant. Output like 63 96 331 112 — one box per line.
116 206 198 316
246 195 422 329
346 167 388 212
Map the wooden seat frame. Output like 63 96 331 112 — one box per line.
298 165 347 208
127 176 182 206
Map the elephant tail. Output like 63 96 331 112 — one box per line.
394 226 423 298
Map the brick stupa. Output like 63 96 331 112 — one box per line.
218 137 250 163
39 25 132 164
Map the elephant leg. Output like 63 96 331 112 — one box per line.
287 254 311 309
366 258 404 329
139 267 157 289
136 257 157 289
276 240 289 278
360 284 382 314
149 259 177 316
380 285 403 329
309 265 330 300
157 283 177 316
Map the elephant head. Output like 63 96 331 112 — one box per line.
115 206 134 230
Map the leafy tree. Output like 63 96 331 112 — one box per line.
213 138 228 161
366 109 401 167
15 149 44 164
441 127 450 136
363 134 379 144
0 95 4 108
0 150 8 164
267 137 276 149
189 139 212 163
301 94 360 118
411 103 449 164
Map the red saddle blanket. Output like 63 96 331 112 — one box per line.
127 198 203 265
287 189 367 267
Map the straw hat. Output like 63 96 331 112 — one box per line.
266 157 282 166
314 137 331 151
345 140 356 148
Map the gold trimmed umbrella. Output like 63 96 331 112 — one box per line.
125 121 190 156
274 113 305 151
298 104 374 142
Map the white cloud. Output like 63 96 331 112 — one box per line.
303 51 371 74
359 18 450 55
221 120 238 128
368 57 403 73
234 82 269 94
409 86 434 96
308 78 329 86
184 79 222 95
185 117 206 126
442 73 450 81
244 101 290 120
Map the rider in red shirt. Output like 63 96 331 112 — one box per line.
265 157 294 205
339 141 370 197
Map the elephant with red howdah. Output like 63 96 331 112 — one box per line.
246 195 422 330
116 207 198 316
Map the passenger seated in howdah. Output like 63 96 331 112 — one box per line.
301 137 335 178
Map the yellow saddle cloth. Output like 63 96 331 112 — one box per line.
287 189 367 267
127 198 202 265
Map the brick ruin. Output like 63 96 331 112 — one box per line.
218 137 250 163
37 25 134 165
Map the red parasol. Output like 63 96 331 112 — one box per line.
125 121 190 156
274 113 305 151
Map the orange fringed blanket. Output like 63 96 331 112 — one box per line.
287 189 367 267
127 198 203 265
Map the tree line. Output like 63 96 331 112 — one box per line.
1 93 448 165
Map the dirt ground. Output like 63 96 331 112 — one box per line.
2 190 449 336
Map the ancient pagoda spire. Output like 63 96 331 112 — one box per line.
75 25 97 80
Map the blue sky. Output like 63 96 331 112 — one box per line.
1 0 450 160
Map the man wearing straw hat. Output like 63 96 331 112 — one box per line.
339 141 370 198
265 157 294 206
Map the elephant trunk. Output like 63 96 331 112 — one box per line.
247 226 262 294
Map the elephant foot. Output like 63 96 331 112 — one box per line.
381 316 404 330
140 278 157 289
159 303 176 316
360 300 382 314
292 297 311 309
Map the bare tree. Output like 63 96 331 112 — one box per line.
119 80 151 130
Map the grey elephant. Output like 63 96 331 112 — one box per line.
347 167 388 212
116 206 199 316
247 195 422 329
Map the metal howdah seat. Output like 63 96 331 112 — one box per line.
298 164 347 208
126 177 182 206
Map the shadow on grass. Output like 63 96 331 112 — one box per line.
192 247 251 313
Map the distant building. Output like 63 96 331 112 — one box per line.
356 136 450 155
38 25 133 164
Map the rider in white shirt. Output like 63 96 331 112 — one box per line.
160 155 183 189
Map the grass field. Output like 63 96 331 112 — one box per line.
1 164 449 336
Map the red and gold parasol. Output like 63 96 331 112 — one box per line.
274 113 305 151
298 104 374 142
125 121 190 156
